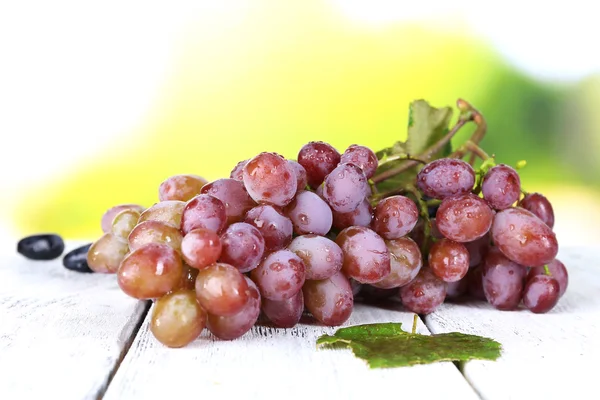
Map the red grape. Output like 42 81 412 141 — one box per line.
481 247 526 310
180 194 227 235
261 290 304 328
303 271 353 326
416 158 475 199
285 190 333 235
287 234 343 280
372 237 422 289
340 144 378 179
399 268 447 314
288 160 308 193
297 141 341 189
528 258 568 297
250 250 306 301
230 159 248 181
523 274 560 313
219 222 265 273
436 193 494 242
195 263 249 316
482 164 521 210
322 163 368 213
372 195 419 239
428 238 470 282
181 228 222 270
244 205 293 251
332 198 373 230
242 152 297 207
200 178 256 225
335 226 391 284
519 192 555 228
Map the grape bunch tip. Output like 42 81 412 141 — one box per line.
17 98 567 349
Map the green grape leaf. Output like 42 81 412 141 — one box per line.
316 323 502 369
406 100 454 158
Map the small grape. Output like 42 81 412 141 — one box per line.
399 268 447 315
522 274 560 313
464 233 490 267
17 234 65 261
481 247 526 310
138 201 185 228
117 243 183 299
303 271 353 326
287 234 343 280
111 209 140 240
436 193 494 242
230 159 248 181
297 141 341 189
180 194 227 235
207 277 261 340
195 263 249 316
335 226 391 284
219 222 265 273
416 158 475 199
244 205 293 251
288 160 308 193
250 250 306 301
332 198 373 230
528 259 568 297
446 278 468 300
428 238 470 282
466 265 486 301
491 207 558 267
158 174 208 202
519 192 555 228
181 228 222 270
87 233 129 273
372 195 419 239
284 190 333 235
242 152 297 207
340 144 378 179
482 164 521 210
128 220 183 253
150 290 207 348
322 163 368 213
372 237 422 289
101 204 144 233
200 178 256 225
261 290 304 328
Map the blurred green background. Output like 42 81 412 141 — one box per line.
1 0 599 245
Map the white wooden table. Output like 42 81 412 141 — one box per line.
1 242 597 400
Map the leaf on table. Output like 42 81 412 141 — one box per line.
316 323 502 369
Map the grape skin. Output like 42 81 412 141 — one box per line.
128 220 183 253
464 233 490 267
519 192 555 228
150 290 207 348
219 222 265 273
261 290 304 328
522 274 560 313
491 207 558 267
158 174 208 202
285 190 333 235
242 152 297 207
372 237 422 289
322 163 369 213
138 201 186 228
111 209 140 240
244 205 293 251
195 263 249 317
87 233 129 273
288 160 308 193
250 250 306 301
297 141 341 189
200 178 256 225
481 164 521 210
180 194 227 235
399 268 447 315
181 228 222 270
335 226 391 284
230 159 248 181
416 158 475 199
428 238 470 283
332 198 373 230
101 204 145 234
340 144 378 179
436 193 494 242
528 258 568 297
481 247 526 310
303 271 353 326
287 234 343 280
372 195 419 240
117 243 183 299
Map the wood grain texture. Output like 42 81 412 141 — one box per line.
425 247 600 400
104 303 478 400
0 242 147 400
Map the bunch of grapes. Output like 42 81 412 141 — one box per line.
83 135 567 348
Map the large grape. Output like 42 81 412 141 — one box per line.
219 222 265 273
399 268 447 315
519 193 555 228
322 163 368 213
101 204 145 233
287 234 343 280
128 220 183 253
207 277 261 340
261 290 304 328
297 141 341 189
288 160 308 193
138 201 185 228
416 158 475 199
303 271 353 326
436 193 494 242
481 247 526 310
242 152 297 207
428 238 470 282
87 233 129 273
181 228 222 270
522 274 560 313
150 290 207 348
195 263 249 316
340 144 378 179
372 195 419 239
180 194 227 235
332 198 373 230
481 164 521 210
284 190 333 235
244 205 293 251
335 226 391 284
158 174 208 202
200 178 256 225
372 237 422 289
491 207 558 267
117 243 183 299
250 250 306 301
528 259 568 297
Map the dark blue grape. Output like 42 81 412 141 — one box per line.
62 243 94 273
17 234 65 260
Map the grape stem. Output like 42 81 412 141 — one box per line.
404 185 433 255
412 314 418 334
544 265 552 276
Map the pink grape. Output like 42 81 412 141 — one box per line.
464 233 490 267
519 192 555 228
284 190 333 235
128 220 183 253
261 290 304 328
181 228 222 270
481 247 526 310
335 226 391 284
244 205 293 251
372 237 422 289
332 198 373 230
287 234 343 280
340 144 378 179
158 174 208 202
219 222 265 273
428 238 470 282
200 178 256 224
250 250 306 301
417 158 475 199
180 194 227 235
372 195 419 239
297 141 341 189
399 268 447 315
436 193 494 242
482 164 521 210
523 274 560 313
288 160 308 193
242 152 297 207
528 258 568 297
195 263 249 316
322 163 369 213
303 271 353 326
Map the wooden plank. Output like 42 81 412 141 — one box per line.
104 303 478 400
0 242 148 400
424 247 599 400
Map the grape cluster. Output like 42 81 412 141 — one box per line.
86 142 567 348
